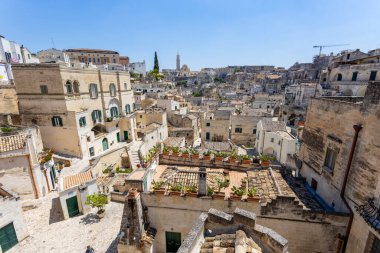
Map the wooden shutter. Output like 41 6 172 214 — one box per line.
52 117 56 126
58 117 63 126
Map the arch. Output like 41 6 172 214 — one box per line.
125 104 131 114
342 89 353 96
89 83 98 99
337 73 343 81
73 80 80 93
356 86 367 97
102 138 109 151
65 80 73 94
109 83 116 97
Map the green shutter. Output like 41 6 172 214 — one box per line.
0 222 18 252
58 117 63 126
52 117 56 126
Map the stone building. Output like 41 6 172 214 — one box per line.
36 48 70 64
65 48 120 65
298 81 380 253
256 119 296 164
116 165 350 253
0 125 56 200
201 110 230 142
12 63 135 159
0 186 29 252
230 114 261 146
321 49 380 96
167 112 199 146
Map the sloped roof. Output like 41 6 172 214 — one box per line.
261 119 287 132
0 134 26 153
63 171 94 190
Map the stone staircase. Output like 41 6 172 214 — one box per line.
127 141 143 170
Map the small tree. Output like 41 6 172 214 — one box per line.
153 51 159 73
85 193 108 214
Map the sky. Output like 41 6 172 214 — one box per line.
1 0 380 70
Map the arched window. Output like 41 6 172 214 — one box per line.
109 83 116 97
89 83 98 99
66 81 73 94
132 103 136 111
110 107 119 118
337 73 343 81
125 104 131 114
102 138 109 151
73 81 80 93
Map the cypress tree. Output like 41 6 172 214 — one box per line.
153 51 159 73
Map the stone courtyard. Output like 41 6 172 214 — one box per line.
8 192 124 253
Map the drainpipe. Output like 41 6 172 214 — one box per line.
26 154 39 199
341 124 362 253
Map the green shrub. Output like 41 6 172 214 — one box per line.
85 193 108 213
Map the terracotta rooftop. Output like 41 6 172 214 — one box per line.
63 171 94 190
0 134 26 153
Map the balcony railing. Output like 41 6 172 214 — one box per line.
355 198 380 232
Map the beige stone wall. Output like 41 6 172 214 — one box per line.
299 94 380 253
200 113 230 142
0 87 19 115
231 115 260 146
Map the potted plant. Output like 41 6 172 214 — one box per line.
169 184 182 196
259 154 275 167
203 150 211 160
172 147 180 157
85 193 108 219
213 177 229 200
183 185 197 197
246 187 259 201
163 146 171 156
214 151 224 162
229 153 238 164
240 155 251 165
191 149 200 160
207 186 214 196
231 186 245 201
152 180 165 194
182 149 190 159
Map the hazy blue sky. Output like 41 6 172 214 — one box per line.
1 0 380 70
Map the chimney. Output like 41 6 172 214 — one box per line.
198 167 207 196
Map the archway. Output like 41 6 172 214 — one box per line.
102 138 109 151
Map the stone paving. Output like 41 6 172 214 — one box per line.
9 192 124 253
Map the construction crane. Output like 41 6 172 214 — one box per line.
313 44 350 56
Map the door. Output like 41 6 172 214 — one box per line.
66 196 79 218
116 132 120 142
166 231 181 253
0 222 18 252
123 131 128 141
206 132 210 141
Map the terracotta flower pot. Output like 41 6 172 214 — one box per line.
260 160 270 167
215 156 223 162
212 192 226 200
172 152 179 157
170 191 181 196
185 192 198 197
192 154 199 160
242 159 251 165
97 210 106 219
182 154 190 159
229 158 236 164
203 155 210 160
154 189 165 195
163 152 169 156
230 195 243 201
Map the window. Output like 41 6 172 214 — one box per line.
110 107 119 118
346 53 350 60
28 54 30 59
109 83 116 97
92 110 102 123
270 138 274 143
79 116 86 127
370 71 377 81
125 104 131 114
324 148 337 172
51 116 63 127
113 59 116 63
337 73 342 81
93 58 95 63
278 140 281 145
352 72 358 81
124 83 128 90
89 83 98 99
40 85 48 94
253 129 257 134
88 58 91 62
66 81 73 94
73 81 80 93
206 132 210 141
89 147 95 157
235 127 242 133
97 58 100 63
206 122 210 127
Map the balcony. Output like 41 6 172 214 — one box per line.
355 198 380 233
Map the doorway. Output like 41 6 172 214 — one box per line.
66 196 79 218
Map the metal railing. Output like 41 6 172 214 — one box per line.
355 198 380 232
